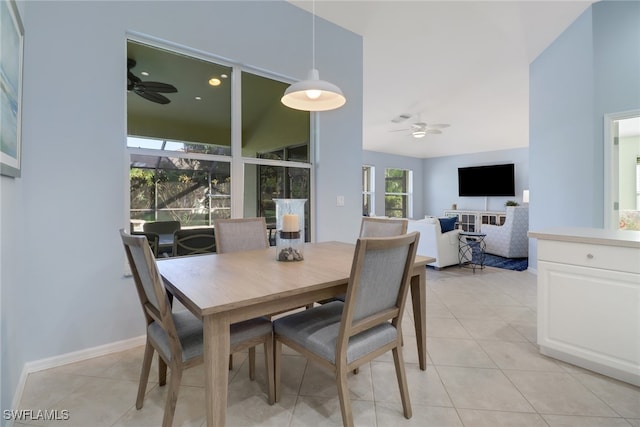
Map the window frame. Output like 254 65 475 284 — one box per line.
125 35 315 239
362 165 375 216
384 168 413 219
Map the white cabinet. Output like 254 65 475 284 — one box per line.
530 228 640 386
443 210 506 232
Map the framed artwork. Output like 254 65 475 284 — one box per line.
1 0 24 177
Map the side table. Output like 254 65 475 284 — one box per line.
458 231 486 272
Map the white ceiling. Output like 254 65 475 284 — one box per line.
289 0 594 158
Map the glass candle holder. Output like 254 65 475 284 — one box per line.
274 199 306 261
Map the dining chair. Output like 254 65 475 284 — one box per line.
322 217 409 306
213 216 310 351
213 217 269 254
119 229 274 427
132 231 160 258
359 217 408 237
273 232 420 427
172 227 216 256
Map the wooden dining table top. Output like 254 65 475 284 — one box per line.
158 241 432 318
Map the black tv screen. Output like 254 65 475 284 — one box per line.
458 164 515 197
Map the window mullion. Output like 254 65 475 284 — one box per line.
230 65 243 218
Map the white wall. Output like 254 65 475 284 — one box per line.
423 148 530 216
0 0 362 415
529 1 640 268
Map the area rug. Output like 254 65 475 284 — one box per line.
482 253 529 271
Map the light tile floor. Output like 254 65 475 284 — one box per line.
15 267 640 426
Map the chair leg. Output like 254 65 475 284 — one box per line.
158 355 167 387
392 346 412 419
274 340 282 403
249 347 256 381
264 335 275 405
336 367 354 427
136 341 154 409
162 362 182 427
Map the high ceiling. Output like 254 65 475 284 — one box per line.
289 0 594 158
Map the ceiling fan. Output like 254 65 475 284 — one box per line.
127 58 177 105
390 113 450 138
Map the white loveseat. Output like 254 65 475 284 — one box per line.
407 217 462 269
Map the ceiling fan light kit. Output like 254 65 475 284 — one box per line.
281 0 346 112
390 113 450 138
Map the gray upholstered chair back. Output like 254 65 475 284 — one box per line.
173 227 216 256
213 217 269 254
359 217 408 238
345 232 419 324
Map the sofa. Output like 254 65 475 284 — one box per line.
407 217 462 269
482 206 529 258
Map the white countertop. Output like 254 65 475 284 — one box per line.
528 227 640 249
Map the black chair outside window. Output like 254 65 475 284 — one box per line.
172 228 216 256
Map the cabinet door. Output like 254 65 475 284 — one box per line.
460 213 476 232
538 261 640 383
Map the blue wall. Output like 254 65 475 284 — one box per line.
363 151 425 218
529 1 640 267
0 0 362 416
423 148 530 216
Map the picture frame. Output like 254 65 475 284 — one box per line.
1 0 24 178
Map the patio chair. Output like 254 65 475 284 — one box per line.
273 232 419 427
172 227 216 256
119 229 274 427
143 221 181 256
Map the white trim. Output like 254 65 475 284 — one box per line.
604 109 640 229
10 335 145 421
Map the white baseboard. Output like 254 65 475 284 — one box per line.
527 266 538 275
8 335 145 426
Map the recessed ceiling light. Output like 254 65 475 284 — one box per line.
141 71 149 76
221 74 228 79
195 96 202 100
208 78 221 87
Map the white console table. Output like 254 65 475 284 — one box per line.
528 227 640 386
443 209 506 233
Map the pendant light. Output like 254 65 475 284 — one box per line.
281 0 346 111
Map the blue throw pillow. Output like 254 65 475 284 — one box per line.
438 216 458 233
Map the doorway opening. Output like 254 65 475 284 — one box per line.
604 111 640 230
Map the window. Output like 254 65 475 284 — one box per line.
384 168 412 218
362 165 375 216
126 40 312 235
128 138 230 229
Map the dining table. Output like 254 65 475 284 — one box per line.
157 240 434 427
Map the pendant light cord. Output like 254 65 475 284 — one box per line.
312 0 316 71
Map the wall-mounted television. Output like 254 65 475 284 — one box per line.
458 163 515 197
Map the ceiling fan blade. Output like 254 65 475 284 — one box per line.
136 91 171 105
389 128 411 132
425 129 443 134
138 82 177 93
391 113 412 123
428 124 450 129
